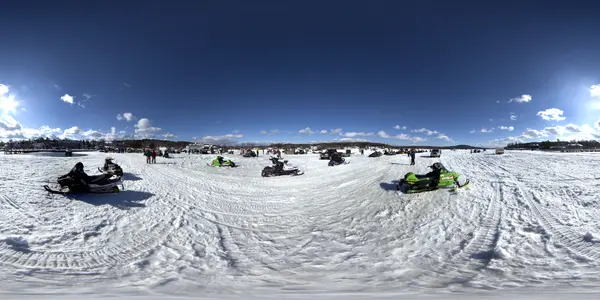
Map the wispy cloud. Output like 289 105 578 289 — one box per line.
481 128 494 133
195 132 244 145
537 108 565 121
260 129 280 135
508 94 532 103
411 128 439 135
393 125 407 130
498 126 514 131
510 113 517 121
299 127 315 135
329 128 343 135
342 132 374 137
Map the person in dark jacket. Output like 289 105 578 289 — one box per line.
69 162 90 185
409 150 416 165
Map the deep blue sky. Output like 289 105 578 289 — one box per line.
1 0 599 146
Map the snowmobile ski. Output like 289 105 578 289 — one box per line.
43 184 121 195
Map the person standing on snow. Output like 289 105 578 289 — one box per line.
151 149 157 164
409 149 416 165
144 149 152 164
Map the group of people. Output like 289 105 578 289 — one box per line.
143 149 157 164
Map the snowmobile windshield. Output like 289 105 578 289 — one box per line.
71 162 85 174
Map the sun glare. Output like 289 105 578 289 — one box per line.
0 95 19 115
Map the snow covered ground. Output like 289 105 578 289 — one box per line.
1 149 600 299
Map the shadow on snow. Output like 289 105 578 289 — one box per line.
64 190 153 210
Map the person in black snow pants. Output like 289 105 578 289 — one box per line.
409 150 416 165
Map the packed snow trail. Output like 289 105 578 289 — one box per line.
1 150 600 297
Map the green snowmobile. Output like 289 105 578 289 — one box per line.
396 162 469 193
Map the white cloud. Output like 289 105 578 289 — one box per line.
435 134 451 141
590 84 600 98
522 128 548 138
498 126 514 131
377 130 413 140
393 125 406 130
411 137 427 143
197 133 244 145
299 127 315 135
481 128 494 133
411 128 439 135
342 132 374 137
469 130 476 134
509 94 532 103
510 113 517 121
537 108 565 121
595 120 600 130
0 115 22 131
163 133 177 140
329 128 343 135
260 129 280 136
378 130 390 138
60 94 74 104
0 84 8 96
338 137 369 142
134 118 162 138
320 129 328 134
117 112 135 122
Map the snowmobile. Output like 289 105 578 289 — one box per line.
320 149 337 160
369 151 382 157
383 150 396 156
396 162 469 193
163 151 170 158
262 158 303 177
44 162 123 194
243 150 257 157
328 152 349 166
99 157 124 176
210 156 236 167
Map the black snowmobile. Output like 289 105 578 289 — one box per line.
383 150 396 156
320 149 337 160
369 151 382 157
262 157 304 177
99 157 124 176
243 150 257 157
396 162 469 193
328 152 348 166
44 162 123 194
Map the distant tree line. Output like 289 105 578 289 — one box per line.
506 139 600 150
0 137 483 150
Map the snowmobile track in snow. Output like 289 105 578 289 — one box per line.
487 161 600 262
416 181 503 287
